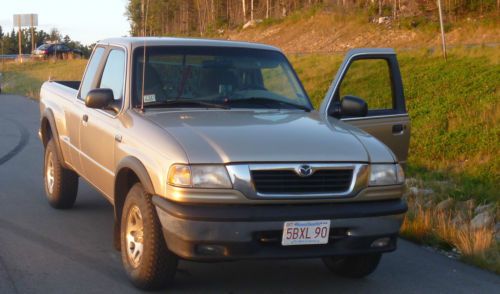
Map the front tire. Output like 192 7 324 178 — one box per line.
120 183 178 290
322 253 382 278
44 139 78 209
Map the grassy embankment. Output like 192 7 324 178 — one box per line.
1 47 498 272
0 59 87 99
291 47 499 273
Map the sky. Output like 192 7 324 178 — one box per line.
0 0 130 45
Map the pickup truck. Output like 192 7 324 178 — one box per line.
39 37 410 290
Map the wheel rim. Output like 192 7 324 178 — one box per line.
46 152 55 194
126 205 144 268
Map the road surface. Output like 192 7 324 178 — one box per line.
0 94 498 293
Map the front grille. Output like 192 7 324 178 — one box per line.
251 169 353 194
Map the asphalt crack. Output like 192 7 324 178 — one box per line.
0 119 30 165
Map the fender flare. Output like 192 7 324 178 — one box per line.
41 108 68 169
113 156 156 251
115 156 155 195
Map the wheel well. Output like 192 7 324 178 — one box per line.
41 117 52 147
113 168 141 251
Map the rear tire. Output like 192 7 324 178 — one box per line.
322 253 382 278
44 139 78 209
120 183 178 290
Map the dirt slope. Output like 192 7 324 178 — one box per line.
226 12 499 53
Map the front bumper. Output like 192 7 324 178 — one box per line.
153 196 407 261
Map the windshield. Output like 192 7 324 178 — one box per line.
37 44 51 50
132 46 311 110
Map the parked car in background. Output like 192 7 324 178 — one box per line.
32 43 83 59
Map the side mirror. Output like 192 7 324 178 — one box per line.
85 88 114 109
341 95 368 117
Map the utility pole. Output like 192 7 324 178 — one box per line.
17 15 22 58
437 0 447 61
30 14 35 52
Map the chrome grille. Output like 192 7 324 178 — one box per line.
251 169 353 194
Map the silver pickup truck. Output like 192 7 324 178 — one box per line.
39 37 410 290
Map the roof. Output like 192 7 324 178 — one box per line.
97 37 281 52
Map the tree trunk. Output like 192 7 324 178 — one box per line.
266 0 270 18
242 0 246 22
251 0 254 21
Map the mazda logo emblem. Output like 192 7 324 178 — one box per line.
296 165 313 177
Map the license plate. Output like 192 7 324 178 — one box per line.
282 220 330 246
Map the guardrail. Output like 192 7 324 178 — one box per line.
0 54 32 60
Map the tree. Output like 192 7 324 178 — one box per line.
63 35 71 44
49 28 61 42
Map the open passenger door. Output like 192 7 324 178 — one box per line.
320 48 410 165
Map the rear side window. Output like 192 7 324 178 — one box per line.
80 47 105 100
99 50 126 101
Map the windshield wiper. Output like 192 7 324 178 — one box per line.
143 99 230 109
226 97 311 112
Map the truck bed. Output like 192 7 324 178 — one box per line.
53 81 80 90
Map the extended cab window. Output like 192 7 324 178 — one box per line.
339 59 394 112
99 49 126 102
80 47 105 100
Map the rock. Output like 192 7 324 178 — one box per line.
436 198 454 212
243 20 257 29
451 215 466 227
456 199 476 213
409 187 419 196
470 211 494 230
474 203 494 215
378 16 390 24
421 188 434 196
408 187 434 197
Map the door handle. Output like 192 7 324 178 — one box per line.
392 124 404 134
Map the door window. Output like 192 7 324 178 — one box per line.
80 47 105 100
99 49 126 102
339 59 394 112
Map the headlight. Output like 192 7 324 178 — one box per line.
168 164 232 188
369 164 404 186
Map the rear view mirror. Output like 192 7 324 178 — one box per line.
341 95 368 117
85 88 114 109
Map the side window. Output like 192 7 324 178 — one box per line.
99 50 126 102
80 47 105 100
339 59 393 111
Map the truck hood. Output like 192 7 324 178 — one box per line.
144 109 389 164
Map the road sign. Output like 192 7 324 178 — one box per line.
13 14 39 57
13 14 38 27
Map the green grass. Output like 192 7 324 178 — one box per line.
1 59 87 99
2 50 498 206
290 46 500 205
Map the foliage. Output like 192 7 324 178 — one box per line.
290 47 499 204
125 0 500 37
0 26 93 57
0 59 88 99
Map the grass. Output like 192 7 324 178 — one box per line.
0 58 87 99
1 46 498 273
290 46 500 205
401 191 499 274
290 47 499 273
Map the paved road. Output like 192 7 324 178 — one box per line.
0 94 499 294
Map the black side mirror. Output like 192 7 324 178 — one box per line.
85 88 114 109
341 95 368 117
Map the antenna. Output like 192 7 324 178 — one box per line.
140 0 150 112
